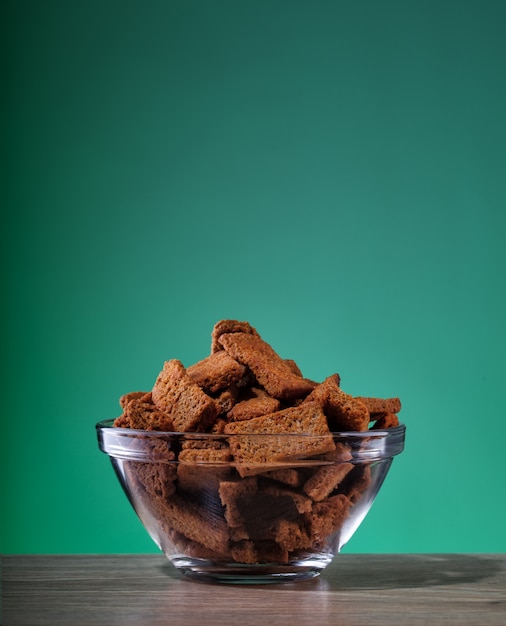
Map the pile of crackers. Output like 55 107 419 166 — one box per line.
114 320 401 564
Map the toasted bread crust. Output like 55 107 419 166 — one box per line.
224 403 335 476
152 360 218 432
219 332 316 400
355 396 401 416
304 494 351 543
303 463 354 502
304 375 370 431
119 391 149 410
114 392 174 431
211 319 260 353
371 413 400 429
157 493 231 555
187 351 247 393
227 393 280 421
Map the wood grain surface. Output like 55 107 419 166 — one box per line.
2 554 506 625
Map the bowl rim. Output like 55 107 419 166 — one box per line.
96 419 406 463
96 417 405 438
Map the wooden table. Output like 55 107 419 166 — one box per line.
2 554 505 625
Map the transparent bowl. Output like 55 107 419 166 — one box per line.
96 419 405 583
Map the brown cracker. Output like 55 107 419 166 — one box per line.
119 391 149 410
219 477 259 528
224 403 336 475
304 494 351 544
114 393 174 431
213 385 240 415
261 468 302 487
231 540 290 564
304 374 370 432
233 492 302 542
210 418 228 433
227 393 280 421
229 526 250 542
302 463 354 502
230 540 259 564
340 465 372 503
156 493 230 555
283 359 303 377
219 332 316 400
151 359 218 432
274 518 312 552
211 319 260 353
261 484 313 514
126 459 177 501
371 413 400 429
166 528 229 561
177 447 233 493
356 396 402 416
187 351 248 393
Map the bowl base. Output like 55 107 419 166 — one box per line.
171 556 330 584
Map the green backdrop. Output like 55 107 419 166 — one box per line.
2 0 505 555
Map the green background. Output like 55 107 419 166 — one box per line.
2 0 505 555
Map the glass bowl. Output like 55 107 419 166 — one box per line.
96 419 405 583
